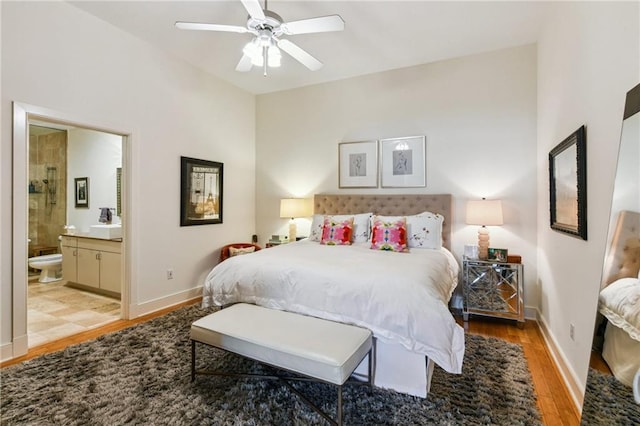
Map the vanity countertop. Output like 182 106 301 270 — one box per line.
62 233 123 242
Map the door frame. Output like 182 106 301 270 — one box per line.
12 102 133 358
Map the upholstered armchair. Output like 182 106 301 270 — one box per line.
219 243 261 262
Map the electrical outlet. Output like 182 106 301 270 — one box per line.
167 269 174 280
569 323 575 341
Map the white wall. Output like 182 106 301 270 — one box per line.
536 1 639 402
1 1 255 351
67 128 123 233
256 45 539 311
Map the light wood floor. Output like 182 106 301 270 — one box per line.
2 301 580 425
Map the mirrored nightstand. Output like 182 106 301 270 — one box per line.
462 258 524 324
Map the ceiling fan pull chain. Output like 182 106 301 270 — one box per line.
263 46 268 77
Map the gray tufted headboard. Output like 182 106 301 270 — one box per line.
313 194 452 250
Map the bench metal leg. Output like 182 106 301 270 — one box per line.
191 340 196 382
337 385 343 426
191 338 376 425
368 338 376 393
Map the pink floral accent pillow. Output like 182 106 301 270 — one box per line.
370 217 408 252
320 216 354 245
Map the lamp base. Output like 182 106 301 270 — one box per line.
288 220 297 243
478 227 490 260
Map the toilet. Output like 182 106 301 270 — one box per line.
28 253 62 283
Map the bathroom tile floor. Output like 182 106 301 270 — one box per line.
28 279 120 348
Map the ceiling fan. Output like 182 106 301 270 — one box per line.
176 0 345 76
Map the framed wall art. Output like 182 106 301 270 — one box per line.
74 177 89 208
549 125 587 240
338 140 378 188
380 135 426 188
180 156 223 226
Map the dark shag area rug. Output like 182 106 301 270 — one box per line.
580 368 640 425
1 305 541 425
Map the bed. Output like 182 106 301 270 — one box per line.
598 210 640 387
202 194 465 397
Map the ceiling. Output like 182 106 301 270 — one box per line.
68 1 548 95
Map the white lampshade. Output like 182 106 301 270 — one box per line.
280 198 312 219
280 198 312 243
466 199 504 226
466 198 503 260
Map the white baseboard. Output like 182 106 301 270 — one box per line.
524 305 537 320
1 342 14 362
536 310 584 413
128 286 203 319
1 334 28 362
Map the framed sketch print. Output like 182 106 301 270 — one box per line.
338 140 378 188
380 135 426 188
549 125 587 240
180 156 223 226
74 177 89 208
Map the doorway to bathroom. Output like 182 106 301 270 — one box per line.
26 121 124 348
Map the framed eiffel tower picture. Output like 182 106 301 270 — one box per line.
180 156 223 226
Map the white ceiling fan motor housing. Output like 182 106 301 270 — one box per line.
247 10 283 37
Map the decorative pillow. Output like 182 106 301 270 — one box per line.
320 217 354 245
374 212 443 249
310 213 372 243
309 214 324 241
229 246 256 256
370 217 408 252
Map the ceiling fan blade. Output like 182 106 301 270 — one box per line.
235 54 253 72
281 15 344 35
277 39 323 71
240 0 265 21
175 22 248 33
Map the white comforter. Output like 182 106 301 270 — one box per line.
202 240 465 374
599 277 640 342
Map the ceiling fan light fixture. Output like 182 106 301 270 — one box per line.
258 30 272 47
268 46 281 67
250 52 264 67
242 38 260 58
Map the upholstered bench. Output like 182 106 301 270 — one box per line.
190 303 374 426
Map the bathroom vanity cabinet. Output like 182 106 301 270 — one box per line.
61 236 78 282
61 235 121 298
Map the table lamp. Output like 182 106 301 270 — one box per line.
280 198 312 242
466 198 503 260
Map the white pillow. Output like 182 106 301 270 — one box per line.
599 277 640 342
309 212 372 243
374 212 443 249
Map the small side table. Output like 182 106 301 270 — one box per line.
462 258 524 324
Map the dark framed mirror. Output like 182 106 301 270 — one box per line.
581 83 640 423
549 125 588 240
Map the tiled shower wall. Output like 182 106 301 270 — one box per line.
28 130 67 255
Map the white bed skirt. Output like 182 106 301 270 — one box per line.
603 322 640 387
354 340 434 398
